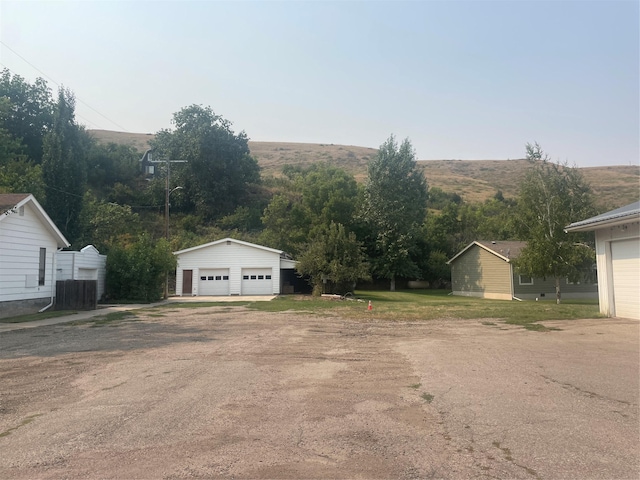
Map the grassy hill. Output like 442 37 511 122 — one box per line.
89 129 639 210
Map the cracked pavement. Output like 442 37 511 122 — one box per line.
0 306 638 479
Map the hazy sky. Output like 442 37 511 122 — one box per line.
1 1 638 167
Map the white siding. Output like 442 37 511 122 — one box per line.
176 240 281 296
0 202 59 302
595 221 640 319
56 246 107 300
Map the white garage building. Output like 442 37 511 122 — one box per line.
174 238 296 297
566 201 640 319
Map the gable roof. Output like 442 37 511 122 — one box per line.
0 193 30 213
448 240 527 264
0 193 70 248
565 201 640 232
174 237 284 256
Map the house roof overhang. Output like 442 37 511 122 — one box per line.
0 193 70 248
565 201 640 232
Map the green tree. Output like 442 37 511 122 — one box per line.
86 142 142 200
514 143 596 304
296 222 370 295
260 163 360 256
0 158 46 199
151 105 261 220
360 135 428 290
106 234 176 302
0 97 26 165
78 194 142 251
0 69 54 162
259 193 308 255
41 88 88 244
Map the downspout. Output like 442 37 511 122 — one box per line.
39 247 62 313
509 261 517 301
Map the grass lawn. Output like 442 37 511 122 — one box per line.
0 291 601 331
246 290 601 330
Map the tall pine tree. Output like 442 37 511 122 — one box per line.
42 88 87 245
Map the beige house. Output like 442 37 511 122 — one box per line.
448 241 598 301
565 201 639 319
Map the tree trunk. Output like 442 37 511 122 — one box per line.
555 277 561 305
390 276 396 292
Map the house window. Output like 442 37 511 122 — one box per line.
266 275 272 280
243 275 249 280
223 275 229 280
200 276 206 281
251 275 257 280
38 248 46 286
258 275 264 280
215 276 222 281
208 276 214 281
519 275 533 285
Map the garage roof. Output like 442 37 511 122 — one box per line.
565 201 640 232
174 237 284 256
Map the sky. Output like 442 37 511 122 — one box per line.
1 0 638 167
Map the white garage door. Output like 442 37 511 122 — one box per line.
198 269 230 296
241 268 273 295
611 239 640 319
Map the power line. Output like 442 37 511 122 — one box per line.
0 41 130 132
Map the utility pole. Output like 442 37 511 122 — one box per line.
141 150 187 298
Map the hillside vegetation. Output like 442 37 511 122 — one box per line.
89 129 639 210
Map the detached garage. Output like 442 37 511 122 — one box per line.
566 201 640 320
174 238 294 296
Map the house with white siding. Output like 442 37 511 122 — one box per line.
56 245 107 302
448 240 598 301
174 238 298 296
0 193 70 318
566 201 640 319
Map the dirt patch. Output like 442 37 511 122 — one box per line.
0 307 638 479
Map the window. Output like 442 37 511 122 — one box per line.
208 276 214 281
200 276 206 281
243 275 249 280
38 248 46 285
251 275 257 280
519 275 533 285
223 275 229 280
215 276 222 281
265 275 272 280
258 275 264 280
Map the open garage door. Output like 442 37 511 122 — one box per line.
611 239 640 319
198 269 230 296
241 268 273 295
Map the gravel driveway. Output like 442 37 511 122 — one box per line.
0 306 638 479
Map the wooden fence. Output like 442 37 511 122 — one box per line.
55 280 97 311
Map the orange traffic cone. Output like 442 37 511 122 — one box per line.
368 300 372 311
